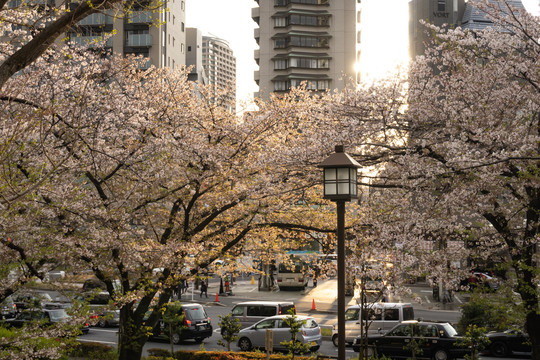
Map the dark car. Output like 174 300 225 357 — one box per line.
486 329 531 357
149 303 212 344
81 278 121 304
1 308 90 334
352 320 470 360
11 291 53 310
93 310 120 328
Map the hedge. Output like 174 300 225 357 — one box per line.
146 349 318 360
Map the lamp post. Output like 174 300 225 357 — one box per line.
319 145 360 360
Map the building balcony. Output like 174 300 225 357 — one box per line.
254 49 260 60
78 13 113 26
254 70 260 81
251 7 260 24
128 10 153 24
70 35 113 48
126 34 152 47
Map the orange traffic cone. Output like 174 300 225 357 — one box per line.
312 298 316 310
215 292 219 302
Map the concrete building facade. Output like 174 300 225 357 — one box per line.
69 0 187 69
252 0 358 99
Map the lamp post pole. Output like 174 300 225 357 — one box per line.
336 199 346 360
318 144 361 360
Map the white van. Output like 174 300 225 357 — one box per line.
223 301 296 334
331 302 415 346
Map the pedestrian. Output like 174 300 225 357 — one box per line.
182 279 188 294
200 279 208 298
313 265 320 288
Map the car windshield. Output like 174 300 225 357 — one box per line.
345 308 359 321
185 307 207 321
441 323 457 337
48 309 69 322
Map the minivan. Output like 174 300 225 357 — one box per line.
331 302 414 346
224 301 295 334
149 303 212 344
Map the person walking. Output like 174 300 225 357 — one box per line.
200 279 208 298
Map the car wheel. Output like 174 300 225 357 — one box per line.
238 337 253 351
366 346 375 358
194 337 203 343
490 342 509 357
172 333 181 345
433 349 449 360
332 334 339 347
310 345 320 352
98 319 107 328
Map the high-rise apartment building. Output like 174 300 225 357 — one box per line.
69 1 187 69
201 36 237 113
409 0 525 60
252 0 358 99
408 0 466 60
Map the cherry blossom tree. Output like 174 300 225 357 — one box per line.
346 1 540 356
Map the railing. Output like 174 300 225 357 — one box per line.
78 13 113 26
128 10 153 23
70 35 113 48
126 34 152 47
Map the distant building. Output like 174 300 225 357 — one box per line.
186 28 208 84
409 0 526 60
202 35 237 113
461 0 525 31
408 0 466 60
252 0 358 99
68 1 187 69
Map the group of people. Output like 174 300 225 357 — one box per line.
175 279 189 299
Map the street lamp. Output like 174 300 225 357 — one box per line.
319 145 360 360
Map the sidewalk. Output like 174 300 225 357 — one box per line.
206 277 466 313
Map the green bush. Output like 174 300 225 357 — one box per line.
457 288 525 334
150 350 314 360
67 341 117 359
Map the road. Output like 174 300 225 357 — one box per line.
74 277 528 359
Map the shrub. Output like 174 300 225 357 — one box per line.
67 341 116 359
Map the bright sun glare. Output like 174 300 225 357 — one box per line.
358 0 410 82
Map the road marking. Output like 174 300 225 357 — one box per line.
78 338 116 345
88 328 118 333
420 290 431 293
454 294 462 303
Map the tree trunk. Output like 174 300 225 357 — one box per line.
525 311 540 360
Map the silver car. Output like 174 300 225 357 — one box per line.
237 315 321 352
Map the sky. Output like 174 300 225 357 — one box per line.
186 0 540 105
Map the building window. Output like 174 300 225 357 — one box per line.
437 0 445 11
274 59 287 69
181 22 185 31
274 81 288 91
274 37 287 48
188 45 192 51
181 0 184 10
274 17 287 27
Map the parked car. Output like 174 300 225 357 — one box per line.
92 309 120 328
332 302 415 346
81 278 121 304
0 296 16 319
11 290 53 310
225 301 295 334
1 308 89 334
148 303 212 344
485 329 531 357
352 320 470 360
237 315 321 352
